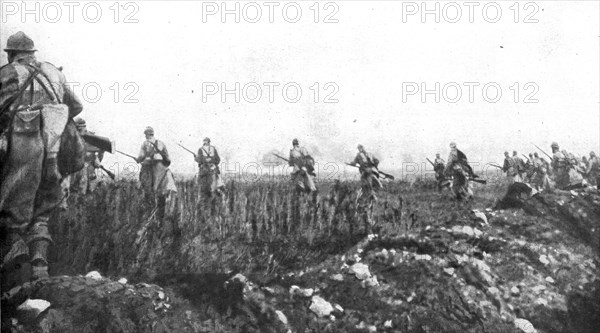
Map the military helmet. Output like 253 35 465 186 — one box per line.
550 142 559 149
4 31 36 52
357 144 364 150
74 118 86 128
292 138 298 145
449 142 457 148
144 126 154 135
204 137 211 143
591 151 596 157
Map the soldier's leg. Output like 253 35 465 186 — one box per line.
0 115 44 284
30 167 65 280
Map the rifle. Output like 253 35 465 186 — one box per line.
272 153 289 163
116 150 137 162
149 140 171 167
522 154 530 162
100 165 116 180
489 163 503 170
274 153 316 176
176 142 197 157
532 143 553 160
426 158 435 168
346 162 395 180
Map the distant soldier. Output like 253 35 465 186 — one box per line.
195 137 224 197
433 153 446 191
288 138 316 193
69 118 104 194
513 151 526 181
136 127 177 215
444 142 473 200
349 144 382 228
550 142 570 189
350 144 383 195
586 151 599 186
0 32 84 283
502 151 518 185
531 152 551 191
523 153 535 182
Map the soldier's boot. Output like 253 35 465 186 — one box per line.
1 232 32 289
30 239 50 280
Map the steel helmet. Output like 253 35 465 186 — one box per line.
4 31 36 52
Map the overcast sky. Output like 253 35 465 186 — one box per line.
1 0 598 179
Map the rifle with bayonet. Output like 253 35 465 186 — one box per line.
532 143 553 160
345 162 395 180
273 153 316 177
176 142 197 158
116 150 138 162
99 165 116 180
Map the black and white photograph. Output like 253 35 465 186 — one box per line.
1 1 599 332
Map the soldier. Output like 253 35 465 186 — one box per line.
502 151 518 185
195 137 224 198
531 152 551 191
349 144 383 195
0 32 84 283
69 118 104 194
513 151 526 181
586 151 599 186
550 142 570 189
288 138 317 194
433 153 446 191
136 127 177 218
444 142 473 200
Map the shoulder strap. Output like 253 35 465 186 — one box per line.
7 66 41 113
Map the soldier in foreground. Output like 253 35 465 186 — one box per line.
531 152 551 191
444 142 473 201
196 137 224 198
0 32 84 283
288 138 317 194
502 151 518 185
136 127 177 218
513 151 526 181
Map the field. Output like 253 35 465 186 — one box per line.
8 176 599 332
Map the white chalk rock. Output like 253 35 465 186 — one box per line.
289 285 314 297
473 210 488 224
17 299 51 320
117 277 128 284
275 310 288 325
85 271 102 280
514 318 536 333
309 296 334 317
349 263 371 280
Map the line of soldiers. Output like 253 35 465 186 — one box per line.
501 143 600 191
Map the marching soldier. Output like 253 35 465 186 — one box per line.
433 153 446 191
512 151 526 181
195 137 224 197
586 151 599 186
444 142 473 200
502 151 518 185
288 138 317 193
136 127 177 219
0 32 84 283
531 152 551 191
70 118 104 194
348 144 382 228
550 142 570 189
